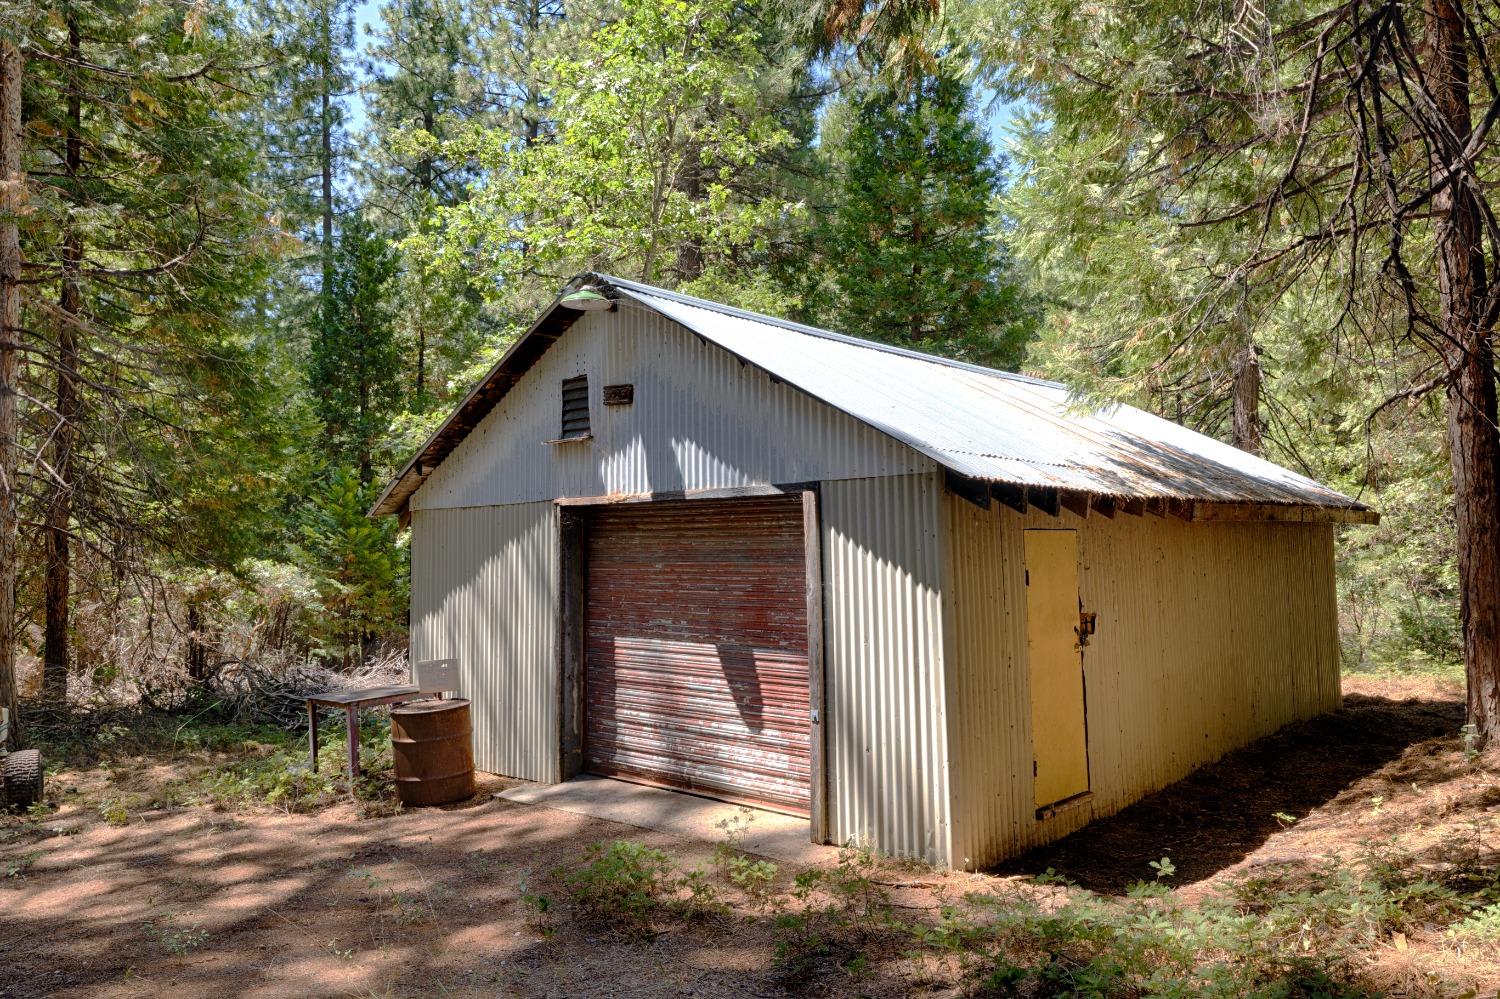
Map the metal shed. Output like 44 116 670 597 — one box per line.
373 274 1375 869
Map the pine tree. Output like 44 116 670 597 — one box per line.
16 0 278 700
297 467 406 669
821 71 1033 369
247 0 355 337
963 0 1500 742
312 212 402 482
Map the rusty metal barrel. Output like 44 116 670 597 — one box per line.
390 698 475 807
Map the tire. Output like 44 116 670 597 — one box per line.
2 749 44 812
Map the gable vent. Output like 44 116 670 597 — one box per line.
561 375 591 439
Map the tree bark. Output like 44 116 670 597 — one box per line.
1427 0 1500 742
1230 342 1262 455
319 0 335 315
0 39 22 749
414 103 433 406
186 603 207 683
43 13 83 701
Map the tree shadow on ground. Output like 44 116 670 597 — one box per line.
994 692 1466 894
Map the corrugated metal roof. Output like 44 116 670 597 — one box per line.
604 276 1368 513
372 273 1374 519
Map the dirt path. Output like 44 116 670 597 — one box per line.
1 673 1490 998
1 775 803 999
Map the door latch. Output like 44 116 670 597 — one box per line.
1077 611 1098 646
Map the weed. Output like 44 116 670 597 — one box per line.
713 806 757 857
142 916 209 955
356 866 443 926
725 853 778 908
1462 722 1481 761
4 850 41 878
1147 855 1176 880
519 880 556 937
100 799 130 826
565 840 675 939
676 866 728 920
773 846 890 980
1451 903 1500 944
189 716 397 814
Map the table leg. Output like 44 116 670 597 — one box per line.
346 706 361 781
308 701 319 773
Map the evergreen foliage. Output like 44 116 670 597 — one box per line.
296 468 407 668
818 71 1034 369
312 213 402 481
0 0 1476 720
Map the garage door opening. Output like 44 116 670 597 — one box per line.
579 495 814 816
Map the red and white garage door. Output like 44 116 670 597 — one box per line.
583 496 811 814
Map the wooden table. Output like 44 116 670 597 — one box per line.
306 686 420 780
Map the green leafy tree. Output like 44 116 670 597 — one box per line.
817 70 1033 368
359 0 563 411
414 0 802 308
313 212 402 482
959 0 1500 739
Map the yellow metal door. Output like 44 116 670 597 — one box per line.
1024 529 1089 808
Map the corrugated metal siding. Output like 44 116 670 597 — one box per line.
821 472 952 865
409 502 559 782
942 494 1342 869
410 306 925 512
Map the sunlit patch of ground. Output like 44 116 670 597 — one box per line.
2 671 1494 998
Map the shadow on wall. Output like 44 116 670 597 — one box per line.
718 643 765 735
994 691 1465 894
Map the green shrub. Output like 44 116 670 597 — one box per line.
773 845 892 979
565 840 675 939
188 715 396 813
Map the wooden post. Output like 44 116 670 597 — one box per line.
346 707 361 780
307 700 320 772
803 487 827 846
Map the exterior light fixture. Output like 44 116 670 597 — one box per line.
560 285 614 311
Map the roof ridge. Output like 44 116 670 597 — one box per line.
589 272 1067 392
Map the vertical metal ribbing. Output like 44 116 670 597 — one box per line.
942 494 1342 869
409 502 558 783
409 306 925 514
820 471 951 865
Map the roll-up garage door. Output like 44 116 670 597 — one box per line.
584 496 811 815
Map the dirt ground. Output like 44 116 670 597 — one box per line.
1 672 1492 998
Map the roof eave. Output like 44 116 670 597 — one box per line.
368 280 602 519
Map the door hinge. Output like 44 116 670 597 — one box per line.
1033 759 1038 778
1024 569 1030 586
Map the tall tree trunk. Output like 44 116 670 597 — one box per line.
186 603 207 683
0 40 22 749
43 13 82 701
1427 0 1500 742
675 158 704 282
414 103 433 406
1230 342 1262 455
319 0 335 315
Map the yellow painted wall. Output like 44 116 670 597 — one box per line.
940 496 1342 870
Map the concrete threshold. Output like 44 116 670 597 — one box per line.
497 775 834 866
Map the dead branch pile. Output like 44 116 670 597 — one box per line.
209 648 409 728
